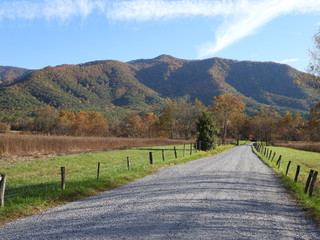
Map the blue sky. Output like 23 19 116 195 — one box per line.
0 0 320 72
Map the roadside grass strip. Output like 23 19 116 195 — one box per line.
0 144 234 225
253 144 320 225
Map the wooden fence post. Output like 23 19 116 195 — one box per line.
294 165 300 182
97 162 101 180
278 159 281 169
190 143 193 155
269 150 272 160
285 161 291 175
276 155 282 166
304 170 314 194
127 157 131 171
149 152 153 165
309 171 318 197
272 152 276 162
0 174 7 207
183 144 186 157
195 142 198 153
61 167 66 190
162 149 165 161
174 146 177 159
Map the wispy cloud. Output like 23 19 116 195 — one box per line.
107 0 235 21
2 0 320 58
106 0 320 58
0 0 106 22
280 58 300 63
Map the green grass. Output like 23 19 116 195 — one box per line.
0 144 234 225
253 144 320 225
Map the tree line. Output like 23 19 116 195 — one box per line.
1 94 319 144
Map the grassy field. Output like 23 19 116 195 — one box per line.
0 144 234 225
273 141 320 153
253 144 320 225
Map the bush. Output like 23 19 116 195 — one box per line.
0 122 10 133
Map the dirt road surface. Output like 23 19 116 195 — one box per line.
1 145 319 239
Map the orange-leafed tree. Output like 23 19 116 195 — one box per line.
54 110 75 135
140 112 158 138
119 111 143 137
211 94 245 144
159 105 176 138
276 112 306 141
250 107 279 145
73 111 109 136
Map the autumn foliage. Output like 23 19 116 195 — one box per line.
211 94 245 144
1 93 320 146
30 107 109 137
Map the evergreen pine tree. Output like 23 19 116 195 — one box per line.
196 111 219 151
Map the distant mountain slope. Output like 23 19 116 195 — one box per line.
0 66 32 85
0 61 165 115
0 55 319 118
130 55 320 114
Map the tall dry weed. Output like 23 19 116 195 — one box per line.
273 141 320 153
0 133 191 156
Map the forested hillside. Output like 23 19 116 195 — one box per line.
0 55 319 119
0 66 32 85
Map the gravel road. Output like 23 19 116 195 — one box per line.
1 145 320 239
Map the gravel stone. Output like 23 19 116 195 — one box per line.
1 145 320 239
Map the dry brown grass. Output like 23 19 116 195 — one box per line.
0 133 192 157
273 140 320 153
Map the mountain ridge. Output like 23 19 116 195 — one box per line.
0 55 319 118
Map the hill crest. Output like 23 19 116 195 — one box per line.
0 55 319 117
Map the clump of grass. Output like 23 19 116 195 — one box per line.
253 145 320 226
0 144 234 225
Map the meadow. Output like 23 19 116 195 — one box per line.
0 143 234 225
253 144 320 224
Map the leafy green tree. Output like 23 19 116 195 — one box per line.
196 111 219 151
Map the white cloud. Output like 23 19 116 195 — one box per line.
107 0 235 21
280 58 300 63
106 0 320 58
1 0 320 58
0 0 105 22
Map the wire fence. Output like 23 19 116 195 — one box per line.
253 143 319 198
0 144 199 207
